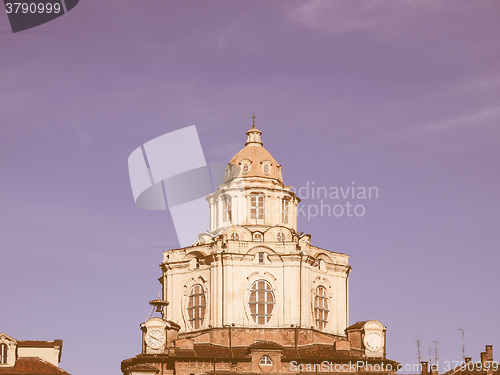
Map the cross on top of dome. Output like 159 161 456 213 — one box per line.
246 111 263 146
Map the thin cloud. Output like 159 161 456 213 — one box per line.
354 106 500 153
287 1 381 35
454 74 500 94
285 0 447 37
407 107 500 136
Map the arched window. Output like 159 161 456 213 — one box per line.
276 231 285 242
282 199 290 225
188 284 206 329
259 355 273 366
222 197 231 223
0 343 7 364
230 232 240 241
250 194 265 220
249 280 275 325
253 232 263 241
314 286 329 331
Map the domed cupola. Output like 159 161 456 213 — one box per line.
224 117 283 184
205 115 300 235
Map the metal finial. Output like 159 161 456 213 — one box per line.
251 111 256 128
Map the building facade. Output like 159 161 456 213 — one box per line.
0 333 70 375
121 120 397 375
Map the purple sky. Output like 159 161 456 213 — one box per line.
1 1 499 374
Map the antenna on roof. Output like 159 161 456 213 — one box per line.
458 328 467 360
417 339 422 363
433 341 439 364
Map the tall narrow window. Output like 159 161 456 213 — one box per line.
222 197 231 223
258 252 265 264
248 280 275 325
282 199 290 225
0 343 7 364
314 286 329 331
251 194 265 220
188 284 206 329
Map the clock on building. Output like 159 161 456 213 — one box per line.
361 320 386 357
142 317 169 353
364 332 384 352
145 329 165 350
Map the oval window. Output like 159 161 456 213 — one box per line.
248 280 275 325
263 164 270 175
259 355 272 366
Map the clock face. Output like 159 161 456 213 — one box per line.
364 333 384 352
145 329 165 349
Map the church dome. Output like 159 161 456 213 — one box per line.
224 120 283 184
207 115 298 234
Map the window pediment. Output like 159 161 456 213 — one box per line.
0 334 16 345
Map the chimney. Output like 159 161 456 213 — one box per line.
486 345 493 361
481 352 487 366
421 362 429 375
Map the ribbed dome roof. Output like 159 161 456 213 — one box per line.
224 122 283 184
